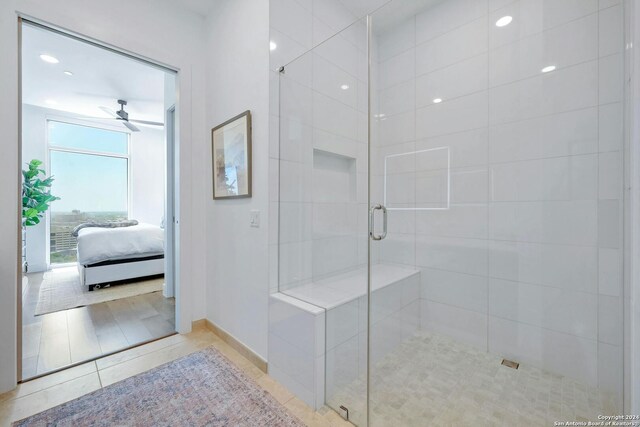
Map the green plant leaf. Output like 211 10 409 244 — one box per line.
22 159 59 227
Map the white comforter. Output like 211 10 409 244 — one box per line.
76 223 164 265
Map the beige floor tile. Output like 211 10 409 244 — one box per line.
0 373 101 426
285 397 333 427
321 408 352 427
256 375 294 404
140 314 175 337
95 330 188 370
98 340 207 387
126 294 160 320
95 326 130 354
8 324 342 427
36 329 71 375
67 309 102 363
21 323 41 359
0 362 97 405
20 357 38 381
208 338 264 380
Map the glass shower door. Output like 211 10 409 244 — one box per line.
276 17 370 427
367 0 624 425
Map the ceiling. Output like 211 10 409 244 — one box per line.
22 24 170 126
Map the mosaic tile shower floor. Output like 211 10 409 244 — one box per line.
328 331 619 427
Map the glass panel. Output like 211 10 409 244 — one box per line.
49 150 128 263
277 18 369 426
49 120 129 155
368 0 624 426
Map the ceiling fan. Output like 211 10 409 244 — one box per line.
99 99 164 132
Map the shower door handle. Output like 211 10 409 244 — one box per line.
369 204 387 241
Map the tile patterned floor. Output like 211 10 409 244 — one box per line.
7 322 621 426
23 270 175 379
1 324 350 427
328 331 620 427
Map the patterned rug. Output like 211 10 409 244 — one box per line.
34 267 164 316
13 347 304 427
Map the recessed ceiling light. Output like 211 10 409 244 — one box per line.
269 41 277 51
340 84 350 90
63 70 73 76
433 98 443 104
541 65 556 73
39 54 59 64
495 16 513 27
45 99 58 105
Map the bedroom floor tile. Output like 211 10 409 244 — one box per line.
22 269 176 381
95 327 130 354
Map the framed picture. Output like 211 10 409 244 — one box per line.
211 110 252 199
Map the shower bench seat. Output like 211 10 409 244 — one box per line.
268 264 420 411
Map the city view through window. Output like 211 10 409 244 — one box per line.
48 121 129 264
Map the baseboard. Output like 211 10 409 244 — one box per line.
203 319 267 373
191 319 207 330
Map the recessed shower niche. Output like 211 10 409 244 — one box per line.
311 148 362 280
312 149 357 203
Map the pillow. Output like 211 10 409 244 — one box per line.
72 219 139 237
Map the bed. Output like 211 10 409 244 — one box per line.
76 223 164 291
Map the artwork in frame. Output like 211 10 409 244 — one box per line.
211 110 252 199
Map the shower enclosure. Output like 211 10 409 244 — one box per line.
270 0 625 425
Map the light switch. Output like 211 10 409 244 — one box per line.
250 210 260 228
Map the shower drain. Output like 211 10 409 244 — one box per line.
501 359 520 369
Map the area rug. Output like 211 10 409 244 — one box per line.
34 267 164 316
13 346 304 427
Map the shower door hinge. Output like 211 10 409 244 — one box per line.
339 405 349 421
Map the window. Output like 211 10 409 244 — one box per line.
48 121 129 264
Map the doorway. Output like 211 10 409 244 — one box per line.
19 20 179 380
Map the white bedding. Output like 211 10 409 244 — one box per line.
76 223 164 265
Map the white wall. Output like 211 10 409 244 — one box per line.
22 104 48 272
0 0 208 393
205 0 271 360
130 126 165 226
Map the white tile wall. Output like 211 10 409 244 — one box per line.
489 108 599 163
421 300 488 350
372 0 624 397
489 14 598 87
488 316 598 387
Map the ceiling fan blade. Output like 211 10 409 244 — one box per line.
99 106 119 118
122 121 140 132
74 115 116 120
130 119 164 127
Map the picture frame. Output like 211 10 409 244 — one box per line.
211 110 252 199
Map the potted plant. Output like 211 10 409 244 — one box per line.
22 159 59 272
